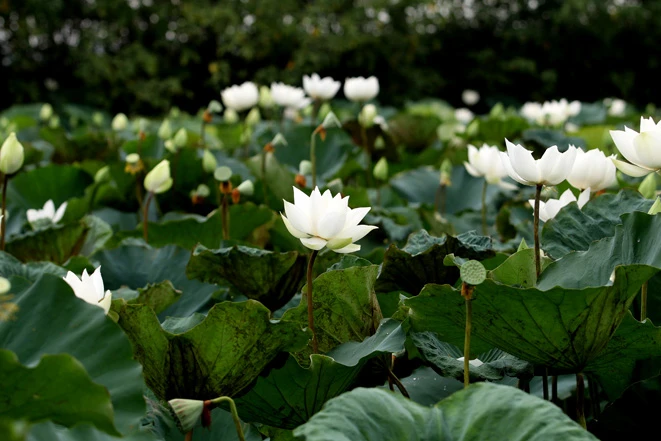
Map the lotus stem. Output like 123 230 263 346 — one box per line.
142 191 154 243
311 99 321 123
576 372 587 429
588 374 600 419
434 184 447 216
310 130 317 189
307 249 320 353
0 173 8 250
209 396 246 441
387 367 410 398
221 194 229 241
462 282 473 388
542 368 549 400
481 179 488 236
533 184 542 278
552 375 558 403
641 281 648 321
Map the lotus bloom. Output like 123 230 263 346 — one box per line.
500 139 577 186
282 187 377 253
303 73 341 101
455 108 474 125
220 81 259 112
464 144 517 190
608 99 626 117
461 89 480 106
62 267 112 314
26 199 67 228
270 83 307 108
566 147 616 191
520 99 580 127
144 159 173 194
111 113 129 131
0 132 24 175
343 76 379 102
529 188 590 222
610 117 661 177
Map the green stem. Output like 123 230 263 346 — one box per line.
221 194 229 241
552 375 558 403
1 174 8 251
142 191 154 244
534 184 542 278
462 282 472 388
576 372 587 429
542 368 549 400
481 179 488 235
641 281 648 321
307 249 320 353
310 131 317 189
588 374 601 419
261 150 268 204
208 396 246 441
387 367 410 398
312 99 321 123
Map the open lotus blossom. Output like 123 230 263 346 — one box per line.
529 188 591 222
500 139 577 186
343 76 379 102
282 186 377 253
220 81 259 112
270 83 307 108
464 144 517 190
303 73 341 101
520 99 581 127
610 116 661 177
26 199 67 228
62 266 112 314
566 147 617 191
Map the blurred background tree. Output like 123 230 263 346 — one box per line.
0 0 659 115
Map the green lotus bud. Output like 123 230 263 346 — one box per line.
224 108 239 124
39 103 53 121
94 165 111 184
374 135 385 150
169 107 181 118
158 119 173 140
202 149 217 173
299 160 312 176
92 112 104 127
112 113 129 131
173 128 188 148
440 159 453 186
358 104 377 128
207 100 223 113
0 132 24 175
326 178 343 194
649 197 661 215
168 398 205 433
321 111 342 129
271 133 288 147
0 276 10 295
245 107 261 127
373 157 388 181
144 159 173 194
638 173 657 199
318 102 332 121
164 139 177 153
259 85 274 108
214 166 232 182
49 115 60 129
237 180 254 196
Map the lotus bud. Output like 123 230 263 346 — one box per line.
169 107 181 118
0 132 24 175
373 157 388 181
157 119 173 140
358 104 377 128
649 197 661 215
173 128 188 148
49 115 60 129
112 113 129 131
271 133 288 147
207 100 223 113
326 178 343 194
168 398 205 433
94 165 111 184
92 112 104 127
144 160 173 194
299 160 312 176
245 107 261 127
224 108 239 124
259 85 274 108
321 111 342 129
164 140 177 153
638 173 657 199
202 149 217 173
440 159 453 186
0 276 9 295
214 166 232 182
39 103 54 121
237 179 254 196
374 136 385 150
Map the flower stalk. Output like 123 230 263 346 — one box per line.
481 179 488 235
1 173 8 250
533 184 542 278
641 281 648 321
310 125 325 189
462 281 474 388
221 193 230 241
142 191 154 243
307 249 320 353
207 396 246 441
576 372 587 429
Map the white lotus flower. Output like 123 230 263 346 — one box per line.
270 83 307 108
461 89 480 106
566 148 616 191
303 73 341 101
500 139 577 186
144 159 172 194
464 144 517 190
610 116 661 177
26 199 67 228
343 76 379 102
282 187 377 253
455 108 474 125
528 188 590 222
221 81 259 112
520 99 580 126
608 99 626 117
62 267 112 314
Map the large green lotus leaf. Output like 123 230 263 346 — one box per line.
0 350 117 435
186 245 305 310
292 383 596 441
0 251 65 280
110 281 182 316
231 319 405 429
539 212 661 291
375 230 494 295
488 248 552 288
0 274 146 439
6 164 93 211
364 206 424 242
585 312 661 400
410 332 533 382
522 128 587 150
6 221 88 264
402 265 657 370
399 366 464 406
541 189 652 259
93 243 220 318
281 265 382 362
115 300 310 401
